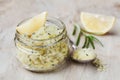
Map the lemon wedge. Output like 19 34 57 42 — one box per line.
80 12 116 35
16 12 48 35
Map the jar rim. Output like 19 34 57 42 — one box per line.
16 17 66 41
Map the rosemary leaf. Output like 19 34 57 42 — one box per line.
75 31 82 46
72 24 77 35
86 37 90 48
89 36 95 49
82 36 88 48
92 36 103 47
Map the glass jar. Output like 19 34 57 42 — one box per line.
14 17 70 72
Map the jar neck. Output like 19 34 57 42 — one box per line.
15 29 67 48
15 17 67 48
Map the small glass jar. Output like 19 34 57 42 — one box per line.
14 17 70 72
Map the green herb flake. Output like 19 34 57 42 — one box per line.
92 58 105 71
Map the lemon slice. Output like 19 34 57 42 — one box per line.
16 12 48 35
80 12 116 35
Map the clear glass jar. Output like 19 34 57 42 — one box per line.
14 17 70 72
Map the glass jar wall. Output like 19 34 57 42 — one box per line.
14 17 70 72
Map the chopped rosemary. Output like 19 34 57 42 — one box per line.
92 58 105 71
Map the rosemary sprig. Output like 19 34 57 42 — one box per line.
72 24 103 49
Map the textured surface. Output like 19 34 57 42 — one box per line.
1 0 120 80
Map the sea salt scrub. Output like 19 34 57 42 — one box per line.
14 15 69 72
72 48 97 62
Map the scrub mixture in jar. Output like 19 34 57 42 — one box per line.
14 12 69 72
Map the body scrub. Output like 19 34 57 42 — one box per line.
14 12 69 72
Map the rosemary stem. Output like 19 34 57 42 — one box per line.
72 25 77 35
82 36 88 48
76 31 82 46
